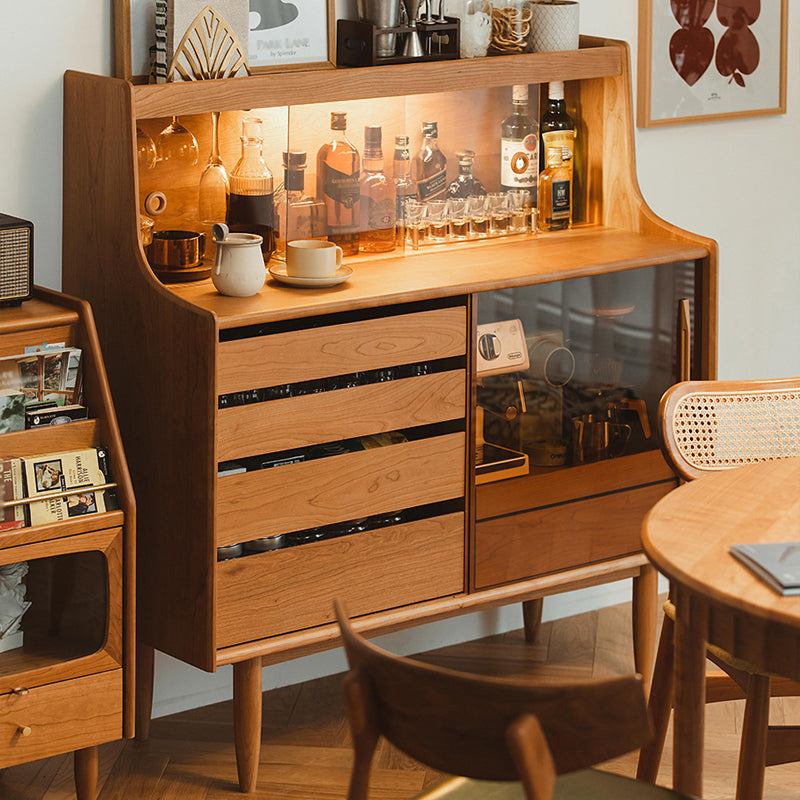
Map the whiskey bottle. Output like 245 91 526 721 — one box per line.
359 125 396 253
539 81 575 178
538 146 571 232
274 150 327 262
316 112 360 256
446 150 486 198
392 135 416 247
411 121 448 202
500 84 539 201
227 117 276 262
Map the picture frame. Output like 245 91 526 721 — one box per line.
637 0 787 128
113 0 337 83
248 0 336 74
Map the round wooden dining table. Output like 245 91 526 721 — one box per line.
641 457 800 798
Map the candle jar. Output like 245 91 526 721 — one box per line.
445 0 493 58
489 0 533 54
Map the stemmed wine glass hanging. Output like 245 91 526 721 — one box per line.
155 116 199 165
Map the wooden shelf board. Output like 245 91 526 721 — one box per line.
163 226 709 328
0 297 79 336
132 44 622 118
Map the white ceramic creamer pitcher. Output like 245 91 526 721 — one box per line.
211 223 265 297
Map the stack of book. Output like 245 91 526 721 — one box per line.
0 447 115 529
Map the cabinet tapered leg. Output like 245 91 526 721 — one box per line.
522 598 544 643
74 746 98 800
135 642 155 741
632 563 658 693
234 657 263 793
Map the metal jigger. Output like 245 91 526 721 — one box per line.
402 0 425 58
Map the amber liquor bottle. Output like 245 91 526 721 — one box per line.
411 121 448 202
359 125 396 253
227 117 276 262
539 81 574 178
316 112 360 256
538 146 571 231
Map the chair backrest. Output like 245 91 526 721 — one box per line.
658 378 800 481
335 602 650 799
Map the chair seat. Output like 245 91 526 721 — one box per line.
414 769 697 799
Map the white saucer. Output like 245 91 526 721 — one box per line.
269 264 352 288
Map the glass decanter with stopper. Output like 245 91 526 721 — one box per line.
227 117 276 262
392 135 416 247
446 150 486 198
316 111 360 256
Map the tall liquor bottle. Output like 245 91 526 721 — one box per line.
538 146 571 232
227 117 276 262
359 125 396 253
274 150 327 261
446 150 486 198
500 84 539 202
392 135 416 247
411 121 448 202
539 81 575 179
316 112 360 256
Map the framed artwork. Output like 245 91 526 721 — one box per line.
248 0 336 74
637 0 788 127
114 0 336 82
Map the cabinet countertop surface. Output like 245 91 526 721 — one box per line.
167 226 709 328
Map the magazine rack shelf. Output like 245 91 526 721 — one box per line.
0 287 135 799
62 36 717 792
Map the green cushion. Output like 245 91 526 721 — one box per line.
413 770 697 799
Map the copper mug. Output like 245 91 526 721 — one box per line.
571 414 631 464
146 230 205 270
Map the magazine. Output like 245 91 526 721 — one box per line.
0 458 26 530
729 542 800 596
0 346 82 408
23 447 111 526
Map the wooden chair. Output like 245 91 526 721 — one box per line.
335 601 695 800
636 377 800 800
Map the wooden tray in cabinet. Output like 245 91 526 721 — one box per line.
216 306 467 394
217 370 466 461
216 512 465 646
473 482 672 590
216 432 466 546
0 669 122 767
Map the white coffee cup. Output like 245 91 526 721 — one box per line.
286 240 343 279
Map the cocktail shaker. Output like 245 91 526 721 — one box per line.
357 0 402 58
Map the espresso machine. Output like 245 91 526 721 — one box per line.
475 319 530 484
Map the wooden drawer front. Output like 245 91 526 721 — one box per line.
217 370 466 460
217 306 467 394
0 669 122 767
216 433 465 546
473 483 672 590
216 513 465 645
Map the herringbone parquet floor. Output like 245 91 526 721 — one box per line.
3 600 799 799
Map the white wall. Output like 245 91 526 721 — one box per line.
1 1 797 717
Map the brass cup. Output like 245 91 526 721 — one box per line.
147 230 205 269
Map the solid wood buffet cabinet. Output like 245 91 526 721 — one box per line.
0 288 134 798
62 36 717 791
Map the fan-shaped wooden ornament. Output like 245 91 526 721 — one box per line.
167 5 251 81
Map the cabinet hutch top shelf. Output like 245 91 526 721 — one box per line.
130 37 622 118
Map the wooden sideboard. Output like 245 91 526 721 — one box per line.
0 288 135 798
62 36 717 792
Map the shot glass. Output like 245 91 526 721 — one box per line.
507 189 531 234
425 200 448 242
404 200 428 250
488 192 511 235
467 195 490 238
446 198 469 240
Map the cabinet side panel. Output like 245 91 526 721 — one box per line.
63 72 217 671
